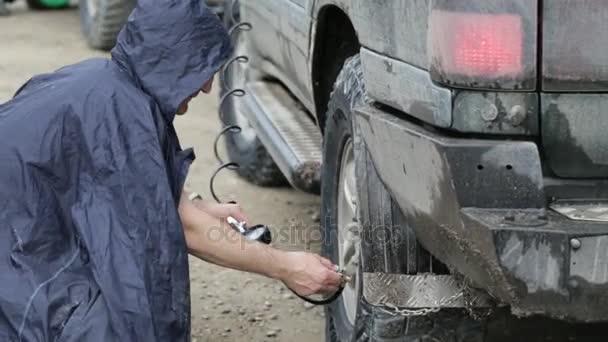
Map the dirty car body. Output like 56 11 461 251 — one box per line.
230 0 608 327
348 0 608 322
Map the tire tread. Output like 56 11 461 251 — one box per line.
82 0 135 50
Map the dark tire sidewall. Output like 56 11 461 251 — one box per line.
321 106 357 342
321 56 366 342
79 0 135 50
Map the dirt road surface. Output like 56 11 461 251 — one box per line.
0 2 325 341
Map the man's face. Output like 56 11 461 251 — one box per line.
177 77 215 115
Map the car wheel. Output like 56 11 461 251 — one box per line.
321 55 486 342
79 0 135 50
219 0 287 187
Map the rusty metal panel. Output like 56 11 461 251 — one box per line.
495 230 567 294
363 273 492 308
571 236 608 285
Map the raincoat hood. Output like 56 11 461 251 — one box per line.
112 0 233 120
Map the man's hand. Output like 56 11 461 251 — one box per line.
278 252 343 297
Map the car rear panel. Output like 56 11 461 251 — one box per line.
541 1 608 178
542 94 608 178
359 1 608 178
428 0 608 178
542 0 608 92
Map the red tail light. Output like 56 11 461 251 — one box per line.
430 11 525 79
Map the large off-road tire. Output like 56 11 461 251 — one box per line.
321 55 485 342
219 0 287 187
79 0 136 50
26 0 69 10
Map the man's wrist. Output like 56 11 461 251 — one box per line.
265 248 290 281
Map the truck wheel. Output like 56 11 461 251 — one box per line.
26 0 69 9
79 0 135 50
321 55 485 342
219 0 286 186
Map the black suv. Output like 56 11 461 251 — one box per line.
219 1 608 341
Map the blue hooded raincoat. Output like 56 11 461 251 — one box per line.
0 0 232 340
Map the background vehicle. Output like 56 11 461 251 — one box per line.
26 0 224 50
220 0 608 340
24 0 69 9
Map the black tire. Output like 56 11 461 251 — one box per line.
79 0 136 51
26 0 68 10
219 0 287 187
321 55 485 342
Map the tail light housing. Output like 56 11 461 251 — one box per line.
429 0 538 90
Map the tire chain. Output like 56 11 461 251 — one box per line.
375 278 494 319
376 289 464 318
460 275 495 321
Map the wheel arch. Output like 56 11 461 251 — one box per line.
311 4 360 133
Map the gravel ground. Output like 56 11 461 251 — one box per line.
0 2 326 341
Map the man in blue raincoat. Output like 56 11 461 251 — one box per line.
0 1 342 340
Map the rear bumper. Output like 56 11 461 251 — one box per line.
466 208 608 322
355 103 608 322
